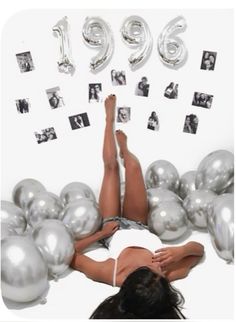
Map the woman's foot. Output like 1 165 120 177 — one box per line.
115 130 128 159
105 94 116 122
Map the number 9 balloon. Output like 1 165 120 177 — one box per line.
158 16 187 68
82 17 114 72
121 16 153 69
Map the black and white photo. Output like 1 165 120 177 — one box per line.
88 83 102 103
34 127 57 144
69 113 90 130
147 111 159 131
200 51 217 70
16 51 35 73
117 107 131 123
192 92 213 109
183 114 199 134
111 69 126 85
46 86 65 109
15 98 30 113
135 77 150 97
164 82 179 99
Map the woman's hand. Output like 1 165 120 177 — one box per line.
152 246 185 266
101 221 119 238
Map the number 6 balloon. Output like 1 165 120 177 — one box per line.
158 16 187 68
53 16 76 75
121 16 153 70
82 17 114 72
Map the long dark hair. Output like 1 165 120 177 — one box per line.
90 267 186 319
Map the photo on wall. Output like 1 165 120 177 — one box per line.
34 127 57 144
192 92 213 109
164 82 179 99
69 113 90 130
200 50 217 70
111 69 126 85
16 51 35 73
88 83 103 103
147 111 159 131
15 98 30 113
135 76 150 97
183 114 199 134
46 86 65 109
117 107 131 123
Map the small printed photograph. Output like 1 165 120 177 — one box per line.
34 127 57 144
111 69 126 85
183 114 199 134
200 51 217 71
88 83 102 103
117 107 131 123
15 98 30 113
164 82 179 99
46 86 65 109
135 77 150 97
192 92 213 109
16 51 35 73
147 111 159 131
69 113 90 130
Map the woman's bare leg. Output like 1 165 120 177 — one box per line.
98 95 121 219
116 130 149 224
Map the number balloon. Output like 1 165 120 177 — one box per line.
53 16 75 75
121 16 153 69
82 17 114 72
158 16 187 68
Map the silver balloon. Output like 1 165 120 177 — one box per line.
12 178 46 212
158 16 187 68
145 160 180 193
207 194 234 263
221 182 234 194
27 191 64 227
183 189 217 228
1 235 49 302
121 15 153 69
1 223 17 240
147 187 182 210
179 171 197 200
61 199 102 240
60 182 96 206
32 219 74 280
53 16 75 75
1 200 27 234
196 150 234 194
82 16 114 71
148 201 189 241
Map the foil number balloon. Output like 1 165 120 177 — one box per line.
121 16 153 69
158 16 187 68
82 17 114 72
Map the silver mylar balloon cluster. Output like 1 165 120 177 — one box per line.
158 16 187 68
53 16 75 75
121 15 153 69
1 200 27 235
82 16 114 72
60 181 96 206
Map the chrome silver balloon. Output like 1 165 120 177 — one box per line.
148 201 189 241
61 199 102 240
196 150 234 194
158 16 187 68
1 200 27 234
12 178 46 213
121 15 153 69
179 171 197 200
53 16 75 75
183 189 217 228
207 194 234 263
1 223 17 240
1 235 49 302
60 182 96 206
82 16 114 71
147 187 182 210
27 191 64 227
32 219 74 280
145 160 180 193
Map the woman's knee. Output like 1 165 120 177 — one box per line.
104 159 119 171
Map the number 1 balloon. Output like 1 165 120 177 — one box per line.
53 16 75 75
158 16 187 68
121 16 153 69
82 16 114 72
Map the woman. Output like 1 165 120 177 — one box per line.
147 111 159 131
89 86 99 103
71 95 204 318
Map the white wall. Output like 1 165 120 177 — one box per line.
1 9 234 200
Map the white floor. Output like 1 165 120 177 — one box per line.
2 230 234 321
